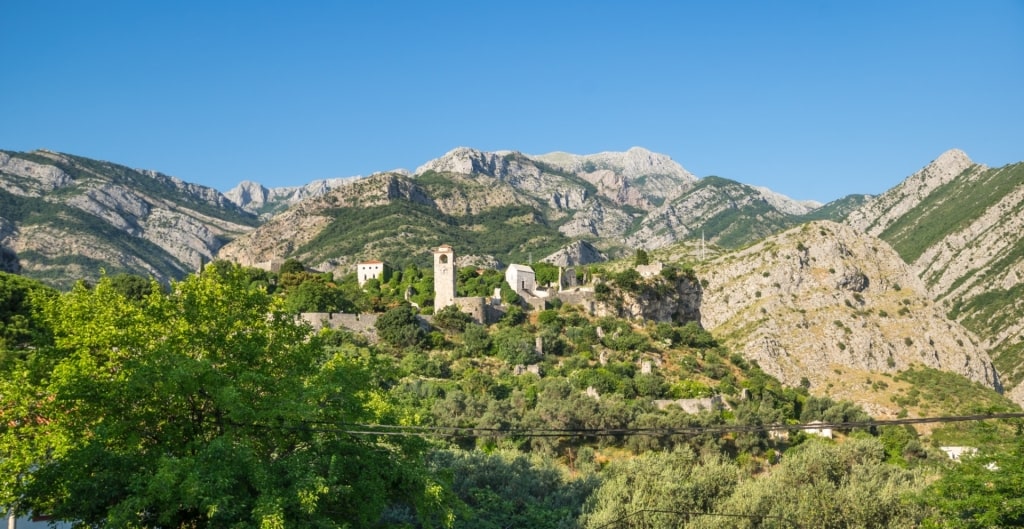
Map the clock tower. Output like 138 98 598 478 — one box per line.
433 244 456 309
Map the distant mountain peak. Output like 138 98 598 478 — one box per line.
532 147 696 182
414 147 513 177
932 148 972 167
846 149 981 236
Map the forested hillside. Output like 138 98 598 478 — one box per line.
2 264 1021 528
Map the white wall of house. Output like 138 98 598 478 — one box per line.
357 261 385 286
505 264 536 293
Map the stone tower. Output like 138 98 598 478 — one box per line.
433 244 456 310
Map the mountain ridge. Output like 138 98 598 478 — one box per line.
843 149 1024 406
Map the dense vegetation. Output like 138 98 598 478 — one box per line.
297 200 571 270
2 267 1022 528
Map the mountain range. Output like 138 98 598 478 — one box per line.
1 145 1022 409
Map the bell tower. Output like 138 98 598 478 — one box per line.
433 244 456 310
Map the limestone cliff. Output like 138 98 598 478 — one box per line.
225 176 359 217
844 150 1024 404
0 150 257 287
697 221 999 415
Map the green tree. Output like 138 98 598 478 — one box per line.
579 447 738 528
433 304 474 333
375 303 426 348
687 438 929 529
920 440 1024 528
422 449 598 529
107 273 160 301
0 272 57 372
278 258 306 275
532 262 559 288
282 278 353 313
0 267 448 528
634 249 650 266
492 326 539 365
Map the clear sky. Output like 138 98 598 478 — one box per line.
2 1 1021 202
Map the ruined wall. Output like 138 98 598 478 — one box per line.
300 312 379 341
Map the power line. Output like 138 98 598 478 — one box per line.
236 412 1024 439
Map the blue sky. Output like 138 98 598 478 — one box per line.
2 1 1021 202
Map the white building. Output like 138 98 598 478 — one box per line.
940 446 977 461
505 264 536 294
356 260 386 287
805 421 833 439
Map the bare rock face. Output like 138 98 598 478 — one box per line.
533 146 696 182
698 220 999 414
594 273 703 324
225 177 356 217
844 150 1024 405
0 150 256 286
0 151 73 193
846 149 976 236
542 240 607 267
416 147 523 179
752 185 822 215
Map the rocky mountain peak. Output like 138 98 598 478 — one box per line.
225 177 355 216
533 147 697 182
752 185 823 216
414 147 516 178
224 180 270 208
846 149 981 236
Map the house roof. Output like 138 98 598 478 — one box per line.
507 264 535 273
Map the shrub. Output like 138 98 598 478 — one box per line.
375 303 425 348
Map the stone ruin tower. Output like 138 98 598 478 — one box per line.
433 244 456 310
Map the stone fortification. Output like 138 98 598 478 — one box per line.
300 312 379 341
453 296 506 325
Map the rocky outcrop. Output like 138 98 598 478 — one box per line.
533 146 696 182
752 185 822 216
542 240 607 267
844 151 1024 405
698 221 999 414
225 177 357 216
594 272 703 324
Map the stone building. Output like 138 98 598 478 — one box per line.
356 260 387 286
433 244 456 309
505 263 536 293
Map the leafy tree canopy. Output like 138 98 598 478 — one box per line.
0 266 447 528
0 271 56 371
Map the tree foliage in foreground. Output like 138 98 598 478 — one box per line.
580 438 931 529
920 439 1024 529
0 267 448 528
0 271 56 371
